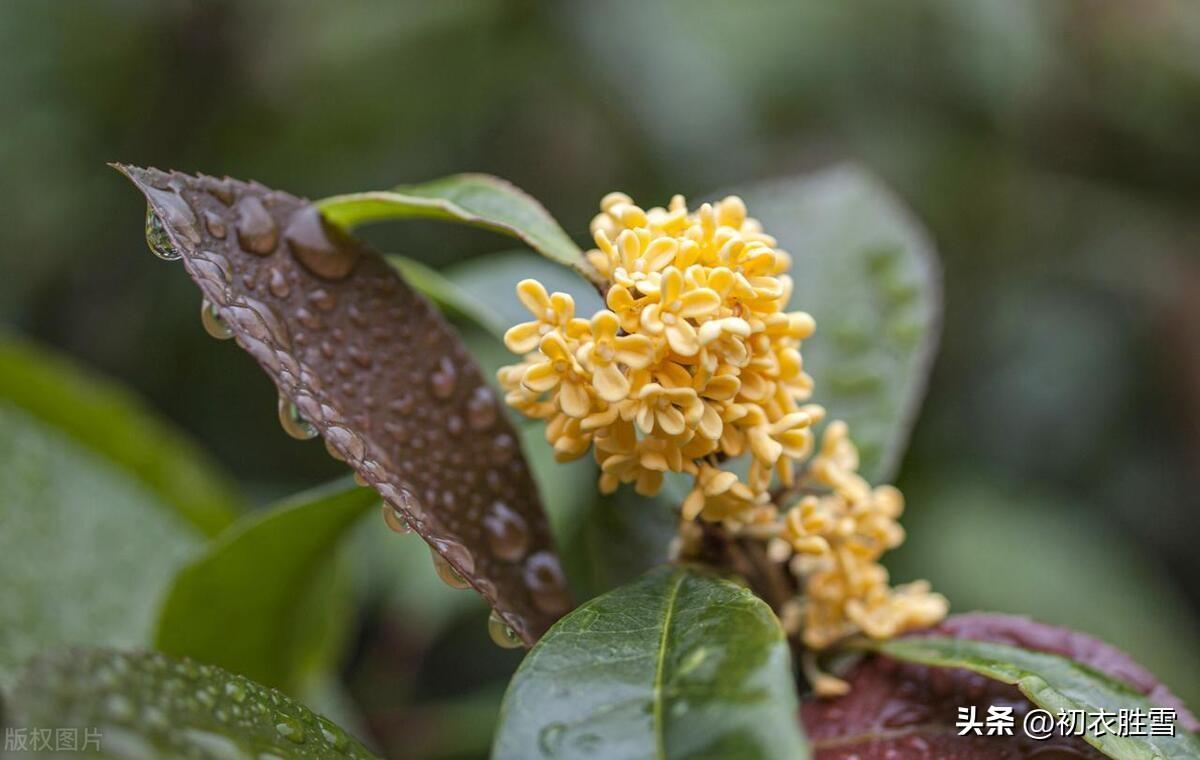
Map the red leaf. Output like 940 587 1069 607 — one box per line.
802 613 1197 758
116 165 570 643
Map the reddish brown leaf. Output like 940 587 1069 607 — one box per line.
115 165 570 644
802 613 1197 759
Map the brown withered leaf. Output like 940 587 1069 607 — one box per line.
115 165 570 644
801 613 1198 759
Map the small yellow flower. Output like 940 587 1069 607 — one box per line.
576 310 655 402
503 279 588 354
497 191 943 658
639 268 721 356
522 332 592 418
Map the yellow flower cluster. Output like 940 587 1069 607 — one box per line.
499 192 818 505
778 422 948 651
497 192 945 661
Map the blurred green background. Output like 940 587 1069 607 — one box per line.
3 0 1199 756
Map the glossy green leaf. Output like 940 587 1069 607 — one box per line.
493 565 808 760
737 165 941 483
318 174 601 284
6 647 378 758
0 334 241 535
0 402 201 690
156 480 378 693
445 249 606 329
870 636 1200 760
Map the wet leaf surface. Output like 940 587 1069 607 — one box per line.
803 613 1200 760
0 402 201 689
116 165 569 644
493 565 808 760
5 648 378 758
737 165 941 483
317 174 600 284
156 479 377 693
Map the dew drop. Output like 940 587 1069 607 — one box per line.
325 425 365 461
430 356 458 399
467 386 498 430
381 503 411 534
203 210 227 239
224 680 247 703
317 716 350 751
234 196 279 255
285 206 360 280
492 432 517 463
483 501 530 562
488 609 523 649
268 267 291 298
145 204 180 260
430 548 471 589
207 179 235 206
538 723 566 757
273 714 306 744
105 694 136 723
308 288 337 311
278 396 318 440
324 437 345 461
524 551 571 615
201 298 234 340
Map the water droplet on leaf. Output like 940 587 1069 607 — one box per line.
273 714 306 744
145 205 180 260
382 503 411 534
430 356 458 399
201 298 234 340
483 501 530 562
285 206 360 280
431 547 471 589
235 196 279 255
488 609 523 649
278 396 317 440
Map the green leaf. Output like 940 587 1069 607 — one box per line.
6 647 378 759
0 333 241 536
493 565 808 760
156 480 378 693
869 636 1200 760
0 402 201 690
445 249 606 329
736 165 941 483
317 174 601 284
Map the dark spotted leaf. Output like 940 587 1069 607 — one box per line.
803 614 1199 760
5 648 378 759
116 165 570 644
317 174 601 284
737 165 941 483
156 479 376 693
493 565 808 760
386 255 508 339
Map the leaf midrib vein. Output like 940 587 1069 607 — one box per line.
652 570 685 760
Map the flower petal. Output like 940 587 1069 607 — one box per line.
516 279 551 316
503 321 543 354
558 380 592 418
593 363 630 403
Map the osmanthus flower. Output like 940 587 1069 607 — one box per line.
497 191 945 672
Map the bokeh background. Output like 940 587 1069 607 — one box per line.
3 0 1199 756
